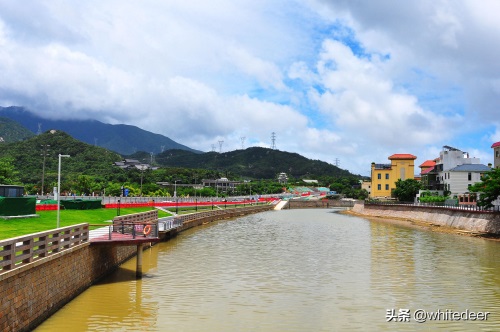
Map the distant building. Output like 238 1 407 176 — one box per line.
492 141 500 169
421 146 491 197
370 154 417 198
202 178 242 193
361 180 371 195
277 172 288 184
113 159 158 170
419 159 437 189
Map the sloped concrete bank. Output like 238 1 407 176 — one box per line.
350 203 500 235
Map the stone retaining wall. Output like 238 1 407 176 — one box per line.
352 203 500 234
0 244 136 332
167 205 274 235
286 200 355 209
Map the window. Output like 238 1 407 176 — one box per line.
496 151 499 158
377 174 381 179
385 174 389 179
385 184 389 190
468 172 472 181
378 184 381 190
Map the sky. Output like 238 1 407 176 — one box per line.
1 0 499 176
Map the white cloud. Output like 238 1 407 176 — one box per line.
0 0 499 176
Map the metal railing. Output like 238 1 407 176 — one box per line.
365 200 500 213
158 217 183 231
89 222 159 241
0 224 89 273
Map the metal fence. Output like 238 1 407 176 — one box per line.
365 200 500 213
158 217 183 231
89 222 159 241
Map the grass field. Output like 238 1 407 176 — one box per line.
0 207 172 240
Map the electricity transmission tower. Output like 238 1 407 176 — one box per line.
218 140 224 153
240 136 246 150
271 132 276 150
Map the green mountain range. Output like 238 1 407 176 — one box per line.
0 106 359 184
0 117 35 143
0 106 199 155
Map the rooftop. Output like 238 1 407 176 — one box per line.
389 154 417 160
448 164 492 172
492 141 500 148
419 160 436 168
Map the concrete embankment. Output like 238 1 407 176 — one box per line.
350 202 500 235
284 199 355 209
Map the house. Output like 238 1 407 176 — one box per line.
492 141 500 169
361 180 371 195
370 154 417 198
422 145 491 199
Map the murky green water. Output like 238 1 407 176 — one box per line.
35 209 500 331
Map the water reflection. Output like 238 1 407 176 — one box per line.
35 210 500 331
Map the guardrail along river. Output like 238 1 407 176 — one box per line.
35 209 500 331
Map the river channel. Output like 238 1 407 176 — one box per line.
35 209 500 331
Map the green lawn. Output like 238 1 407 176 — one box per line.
0 208 172 240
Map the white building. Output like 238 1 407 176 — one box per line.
492 141 500 169
434 146 490 196
441 164 491 195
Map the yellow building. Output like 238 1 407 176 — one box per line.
370 154 417 198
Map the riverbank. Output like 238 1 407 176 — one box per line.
345 202 500 240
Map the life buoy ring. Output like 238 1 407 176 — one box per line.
143 224 152 236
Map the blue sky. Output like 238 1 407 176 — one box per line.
1 0 499 176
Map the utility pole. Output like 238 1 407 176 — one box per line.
41 144 50 195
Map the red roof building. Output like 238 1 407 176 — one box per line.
388 154 417 160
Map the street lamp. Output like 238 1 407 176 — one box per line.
57 154 70 228
174 179 180 198
137 164 148 197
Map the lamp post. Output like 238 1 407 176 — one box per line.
41 144 50 196
137 165 147 197
57 154 70 228
174 180 179 198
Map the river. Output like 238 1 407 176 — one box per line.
35 209 500 331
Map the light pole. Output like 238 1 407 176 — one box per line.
174 180 179 198
137 165 147 197
57 154 70 228
41 144 50 196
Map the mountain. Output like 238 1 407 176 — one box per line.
0 106 200 155
155 147 355 179
0 117 35 143
0 130 123 186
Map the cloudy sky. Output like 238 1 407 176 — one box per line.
1 0 499 176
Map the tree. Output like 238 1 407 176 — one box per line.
470 168 500 208
392 179 421 202
0 157 20 184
